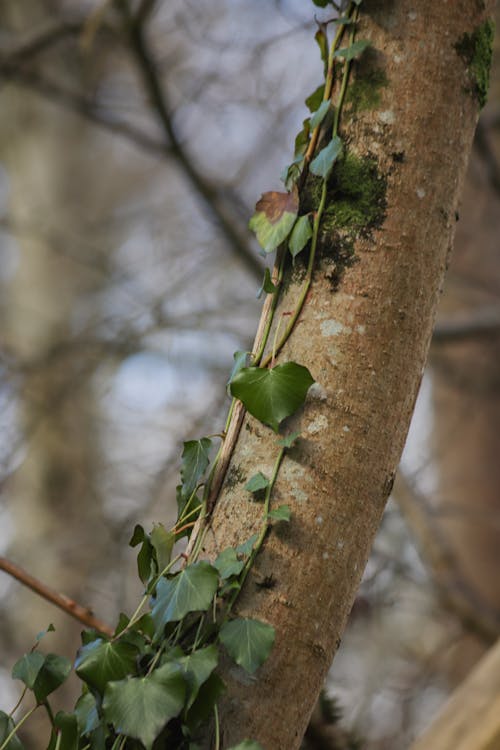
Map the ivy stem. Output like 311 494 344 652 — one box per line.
0 704 38 750
43 699 55 728
214 704 221 750
9 686 28 717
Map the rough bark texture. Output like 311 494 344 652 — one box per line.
196 2 494 747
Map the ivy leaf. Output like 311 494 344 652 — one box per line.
150 523 175 573
180 439 212 500
54 712 78 750
176 645 219 709
129 524 154 585
311 0 330 7
219 619 275 674
334 40 370 61
151 562 219 635
310 100 330 131
289 215 313 259
278 431 301 448
103 666 185 750
214 548 245 579
244 472 270 493
230 363 315 433
256 268 277 299
268 505 291 522
228 351 249 386
184 673 226 731
236 534 259 558
74 693 99 735
36 623 55 642
12 651 45 689
305 84 325 112
249 187 299 253
310 136 343 179
0 711 24 750
315 27 328 73
228 742 265 750
75 639 138 696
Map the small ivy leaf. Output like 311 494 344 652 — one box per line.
180 438 213 500
32 654 72 703
249 187 299 253
294 119 310 157
214 548 245 579
289 215 313 259
0 711 24 750
103 666 185 750
176 644 219 709
151 562 219 636
278 431 301 448
75 639 138 696
268 505 291 522
36 623 55 642
184 673 226 732
219 618 275 674
311 0 330 7
236 533 259 558
150 523 175 573
227 742 265 750
256 268 277 299
310 100 330 131
310 136 343 179
129 524 146 547
228 351 250 386
129 525 154 584
314 28 328 73
334 40 370 61
244 472 270 493
305 84 325 112
74 693 99 735
230 362 315 433
12 651 45 689
54 712 78 750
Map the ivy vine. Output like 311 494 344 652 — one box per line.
0 2 368 748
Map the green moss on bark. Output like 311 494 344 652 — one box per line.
345 51 388 113
455 19 495 108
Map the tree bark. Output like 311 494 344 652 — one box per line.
194 2 495 747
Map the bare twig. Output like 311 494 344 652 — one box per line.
0 557 114 636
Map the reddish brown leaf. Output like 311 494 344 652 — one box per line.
254 185 299 225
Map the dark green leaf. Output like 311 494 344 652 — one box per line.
310 136 343 179
184 673 225 731
256 268 277 299
150 523 175 573
12 651 45 689
129 524 146 547
305 84 325 112
288 215 313 259
244 472 270 493
176 644 218 709
180 439 212 499
74 693 99 735
227 742 265 750
235 534 259 558
75 639 138 695
102 666 185 750
311 0 329 7
136 538 154 585
315 28 328 72
219 618 275 674
249 188 299 253
268 505 291 522
32 654 72 702
294 118 310 158
151 562 219 635
214 548 245 579
0 711 24 750
230 362 315 433
278 431 301 448
228 351 249 385
54 712 78 750
334 40 370 60
310 100 330 131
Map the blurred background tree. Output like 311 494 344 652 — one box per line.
0 2 499 748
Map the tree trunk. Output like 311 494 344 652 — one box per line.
194 2 494 747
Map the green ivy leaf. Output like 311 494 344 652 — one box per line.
268 505 291 522
184 673 226 731
309 100 330 131
244 472 270 493
12 651 45 690
220 618 275 674
256 268 277 299
74 693 99 735
214 548 245 579
230 362 315 433
249 187 299 253
236 534 259 558
54 712 78 750
288 215 313 259
315 28 328 73
103 665 185 750
311 0 330 8
278 431 301 448
75 639 138 696
176 645 218 709
227 742 265 750
0 711 24 750
305 84 325 112
228 351 249 386
150 523 175 573
151 562 219 635
310 136 343 179
334 40 370 61
129 525 154 585
180 438 212 500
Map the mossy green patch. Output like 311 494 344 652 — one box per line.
323 152 386 232
345 52 388 113
455 19 495 108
